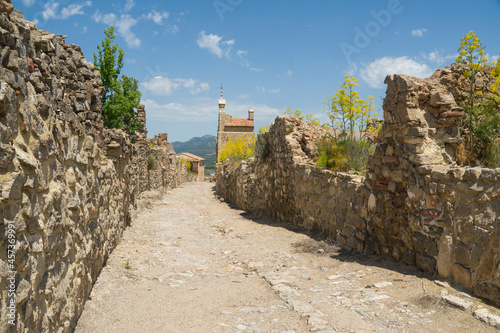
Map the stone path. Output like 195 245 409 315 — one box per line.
74 182 500 333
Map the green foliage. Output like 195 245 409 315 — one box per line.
255 134 270 161
218 135 256 164
186 161 192 173
94 27 142 135
455 31 500 167
485 139 500 168
103 75 142 134
284 109 321 126
148 142 154 148
323 75 378 140
456 30 488 153
258 125 270 134
316 75 379 172
94 26 124 107
315 133 373 173
146 154 155 170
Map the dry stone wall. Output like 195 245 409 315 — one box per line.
0 4 191 333
217 68 500 306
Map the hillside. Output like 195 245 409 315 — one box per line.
172 135 216 176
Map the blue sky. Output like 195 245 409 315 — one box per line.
13 0 500 142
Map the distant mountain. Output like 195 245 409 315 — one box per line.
172 135 216 175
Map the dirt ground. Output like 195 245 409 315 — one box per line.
74 182 500 333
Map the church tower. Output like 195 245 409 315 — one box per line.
215 88 255 165
216 88 226 163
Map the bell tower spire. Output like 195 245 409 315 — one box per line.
217 85 226 163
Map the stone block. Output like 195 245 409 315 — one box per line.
402 247 416 266
452 264 471 290
476 250 498 282
436 233 453 278
416 251 436 274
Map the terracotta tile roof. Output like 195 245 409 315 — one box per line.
178 152 205 161
225 118 254 127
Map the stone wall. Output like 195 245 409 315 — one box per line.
0 5 191 333
217 68 500 305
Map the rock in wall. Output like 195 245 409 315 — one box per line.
217 67 500 305
0 5 193 332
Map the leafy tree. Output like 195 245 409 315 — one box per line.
323 75 377 140
218 135 256 163
94 26 142 135
103 75 142 131
283 108 321 126
94 26 124 107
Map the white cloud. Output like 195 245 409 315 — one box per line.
92 11 141 48
116 15 140 48
237 50 250 67
360 56 433 89
126 58 136 64
236 50 261 71
141 76 209 96
197 31 234 59
21 0 36 7
166 25 179 35
91 11 116 25
238 94 250 99
424 51 456 64
82 26 87 34
143 98 281 123
42 2 59 20
287 69 293 78
143 10 170 25
41 1 92 21
256 86 280 94
411 28 427 37
124 0 135 12
61 1 92 19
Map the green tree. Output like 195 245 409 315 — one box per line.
94 26 124 107
94 26 142 134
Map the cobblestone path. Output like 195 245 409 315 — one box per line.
74 182 499 333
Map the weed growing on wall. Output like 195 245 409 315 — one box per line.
315 133 374 173
455 31 500 167
146 154 155 170
317 75 380 172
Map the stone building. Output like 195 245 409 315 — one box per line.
216 90 255 162
177 152 205 182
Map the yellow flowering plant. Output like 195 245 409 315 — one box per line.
218 135 256 164
455 31 500 167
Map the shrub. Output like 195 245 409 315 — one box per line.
186 161 192 173
146 154 155 170
315 133 373 173
455 31 500 167
255 134 270 161
218 135 256 164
